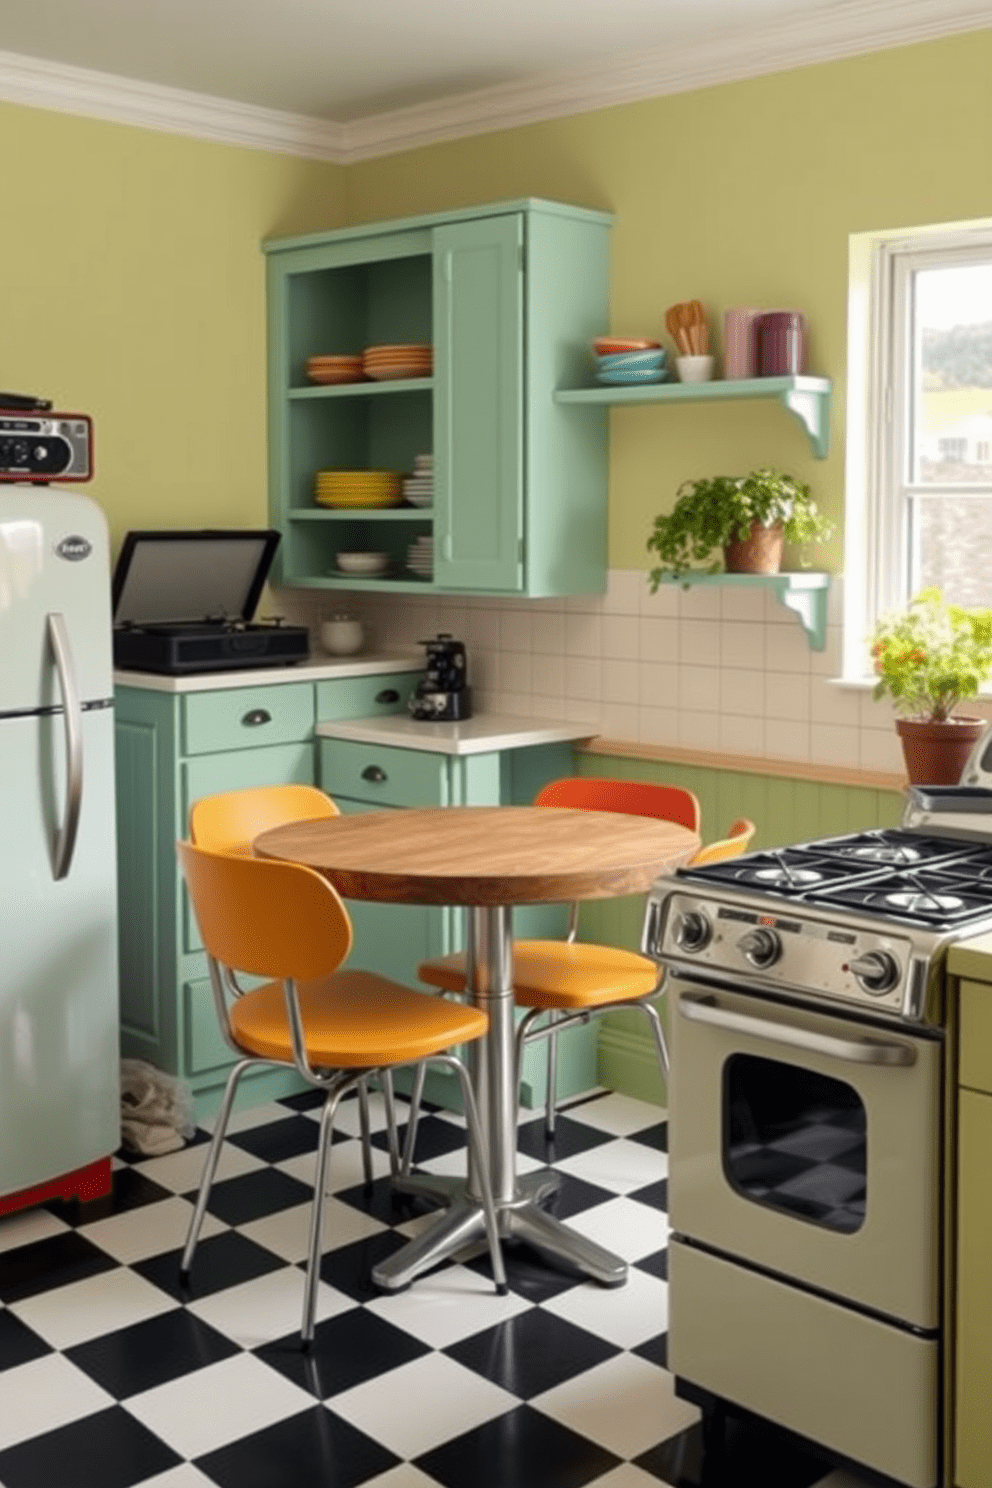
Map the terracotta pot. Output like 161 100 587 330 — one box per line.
723 521 784 574
895 715 986 786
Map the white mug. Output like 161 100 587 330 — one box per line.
321 615 364 655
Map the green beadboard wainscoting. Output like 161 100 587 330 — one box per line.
575 749 905 1104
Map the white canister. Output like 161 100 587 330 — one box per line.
723 307 762 379
320 613 365 655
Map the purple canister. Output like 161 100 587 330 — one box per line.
758 311 806 375
723 307 761 379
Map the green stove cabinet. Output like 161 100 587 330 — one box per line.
114 670 420 1117
318 733 600 1111
264 198 612 598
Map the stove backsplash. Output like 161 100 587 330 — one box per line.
271 571 992 777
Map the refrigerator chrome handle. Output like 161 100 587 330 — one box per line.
47 612 83 880
677 988 917 1067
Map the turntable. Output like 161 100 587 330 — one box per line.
112 529 310 675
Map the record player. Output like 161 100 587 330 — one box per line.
112 529 310 675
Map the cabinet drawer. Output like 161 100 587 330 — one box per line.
321 737 446 808
959 980 992 1094
182 683 314 756
316 671 422 722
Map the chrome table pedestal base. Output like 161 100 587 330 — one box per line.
372 905 629 1292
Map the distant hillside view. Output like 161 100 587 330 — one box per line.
919 321 992 485
915 322 992 605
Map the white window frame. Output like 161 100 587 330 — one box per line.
843 217 992 682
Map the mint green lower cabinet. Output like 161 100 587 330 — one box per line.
319 736 599 1112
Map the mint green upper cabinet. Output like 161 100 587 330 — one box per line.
263 199 612 598
433 214 523 592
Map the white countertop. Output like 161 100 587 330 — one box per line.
317 712 598 755
113 652 424 693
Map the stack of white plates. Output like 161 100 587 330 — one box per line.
407 535 433 579
403 452 434 508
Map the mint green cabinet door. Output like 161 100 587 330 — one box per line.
433 214 523 592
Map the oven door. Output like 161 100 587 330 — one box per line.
668 972 943 1330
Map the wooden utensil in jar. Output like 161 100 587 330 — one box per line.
665 302 694 356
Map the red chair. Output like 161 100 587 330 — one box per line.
416 777 702 1139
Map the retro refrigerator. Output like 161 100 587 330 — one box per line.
0 486 119 1210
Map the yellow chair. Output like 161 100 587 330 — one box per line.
189 783 394 1183
415 776 704 1140
690 816 756 866
176 840 506 1344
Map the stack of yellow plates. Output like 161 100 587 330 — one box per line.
314 470 402 508
363 344 433 381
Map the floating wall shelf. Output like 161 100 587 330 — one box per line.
654 571 831 650
554 374 831 459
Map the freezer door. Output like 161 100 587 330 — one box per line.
0 706 119 1197
0 488 113 711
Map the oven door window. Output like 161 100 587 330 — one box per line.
723 1054 867 1234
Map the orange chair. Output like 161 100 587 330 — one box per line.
189 784 398 1184
415 777 702 1139
690 817 756 866
176 840 506 1344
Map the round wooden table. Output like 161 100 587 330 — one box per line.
254 805 699 1289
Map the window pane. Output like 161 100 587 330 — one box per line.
911 262 992 486
911 495 992 604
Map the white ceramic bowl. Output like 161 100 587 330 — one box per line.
335 551 388 575
675 355 715 383
320 616 365 654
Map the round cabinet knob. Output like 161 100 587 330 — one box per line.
849 951 899 995
737 927 781 968
675 910 712 953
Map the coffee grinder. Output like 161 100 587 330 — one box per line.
409 633 472 721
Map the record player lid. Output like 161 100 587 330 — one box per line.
112 529 281 626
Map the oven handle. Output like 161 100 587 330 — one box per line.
677 988 917 1067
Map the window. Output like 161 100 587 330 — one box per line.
845 222 992 677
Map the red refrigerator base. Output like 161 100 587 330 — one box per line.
0 1156 113 1218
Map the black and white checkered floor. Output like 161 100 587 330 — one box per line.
0 1089 871 1488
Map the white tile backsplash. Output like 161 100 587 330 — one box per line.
273 570 892 776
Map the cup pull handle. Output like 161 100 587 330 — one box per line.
361 765 387 783
242 709 272 726
375 689 400 704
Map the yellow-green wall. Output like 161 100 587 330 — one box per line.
1 28 990 565
344 28 992 574
0 102 344 548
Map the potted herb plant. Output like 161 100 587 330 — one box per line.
646 466 833 584
870 588 992 784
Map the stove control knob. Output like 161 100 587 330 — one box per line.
738 927 781 968
674 910 712 953
850 951 899 995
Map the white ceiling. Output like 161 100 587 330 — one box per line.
1 0 990 159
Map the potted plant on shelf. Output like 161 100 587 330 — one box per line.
870 588 992 785
646 466 833 584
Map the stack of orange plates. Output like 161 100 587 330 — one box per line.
362 344 433 381
307 355 365 385
314 470 402 508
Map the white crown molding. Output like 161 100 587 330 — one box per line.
0 0 989 164
342 0 992 161
0 48 347 160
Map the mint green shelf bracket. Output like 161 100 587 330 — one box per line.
657 571 831 650
554 375 831 459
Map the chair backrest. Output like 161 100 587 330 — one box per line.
176 840 353 981
534 776 702 832
189 784 338 856
690 817 756 866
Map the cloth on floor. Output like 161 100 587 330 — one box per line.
120 1058 196 1155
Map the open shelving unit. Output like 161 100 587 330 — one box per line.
654 570 831 650
554 374 831 459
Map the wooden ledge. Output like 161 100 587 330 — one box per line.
577 736 907 793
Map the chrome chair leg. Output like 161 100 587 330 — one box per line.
640 997 670 1077
401 1061 427 1176
357 1078 373 1185
545 1021 560 1139
302 1077 351 1345
439 1054 508 1295
381 1069 400 1175
181 1056 256 1278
